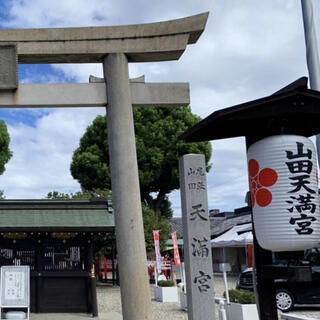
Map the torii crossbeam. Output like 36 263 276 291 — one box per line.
0 80 189 108
0 12 209 320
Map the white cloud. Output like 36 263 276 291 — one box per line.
0 0 317 216
1 0 114 28
51 64 104 83
0 108 105 199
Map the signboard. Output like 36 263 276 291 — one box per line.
0 266 29 308
153 230 162 273
171 232 181 267
248 135 320 251
179 154 215 320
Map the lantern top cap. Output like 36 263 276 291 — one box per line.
181 77 320 142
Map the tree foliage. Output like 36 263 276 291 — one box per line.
142 204 171 253
70 107 212 217
46 189 111 200
0 120 12 176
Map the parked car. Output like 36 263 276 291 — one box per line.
236 248 320 312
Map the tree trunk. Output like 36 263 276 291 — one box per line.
142 190 170 218
153 190 167 215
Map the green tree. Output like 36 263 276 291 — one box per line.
142 204 171 253
70 107 212 218
0 120 12 175
46 189 111 200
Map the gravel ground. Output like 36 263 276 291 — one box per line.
97 274 320 319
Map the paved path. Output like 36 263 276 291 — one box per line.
97 274 320 319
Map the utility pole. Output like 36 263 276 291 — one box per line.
301 0 320 161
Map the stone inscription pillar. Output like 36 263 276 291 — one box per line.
179 154 215 320
103 53 152 320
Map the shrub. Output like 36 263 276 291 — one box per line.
158 280 175 287
224 289 255 304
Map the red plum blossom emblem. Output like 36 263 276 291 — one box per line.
249 159 278 208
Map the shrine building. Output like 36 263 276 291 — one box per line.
0 197 115 314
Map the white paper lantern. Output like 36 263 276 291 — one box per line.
247 135 320 251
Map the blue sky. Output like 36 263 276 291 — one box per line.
0 0 317 216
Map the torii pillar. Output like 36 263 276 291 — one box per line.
103 53 151 318
0 12 209 320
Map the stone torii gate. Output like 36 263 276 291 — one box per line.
0 12 208 320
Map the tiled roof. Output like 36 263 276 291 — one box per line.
210 214 252 237
169 210 252 238
0 199 115 231
168 218 184 236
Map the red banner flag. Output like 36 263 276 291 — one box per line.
153 230 162 273
171 232 181 267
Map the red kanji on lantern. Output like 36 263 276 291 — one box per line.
249 159 278 208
